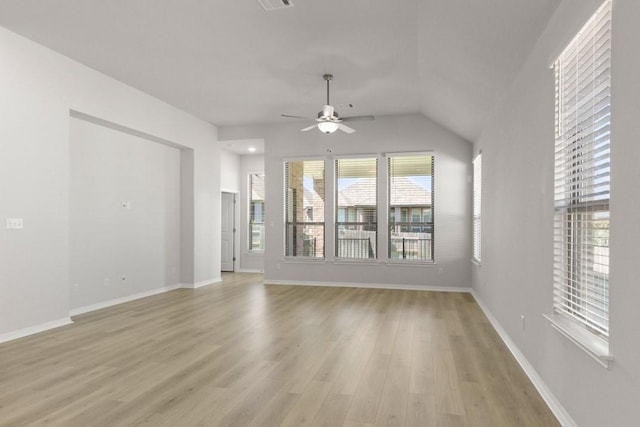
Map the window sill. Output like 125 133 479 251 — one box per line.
282 257 326 264
543 313 612 369
385 260 436 267
331 258 381 265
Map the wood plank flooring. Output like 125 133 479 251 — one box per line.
0 273 559 426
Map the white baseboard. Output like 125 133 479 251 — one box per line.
70 284 182 317
264 279 471 293
470 290 577 427
182 277 223 289
5 277 226 342
235 268 264 273
0 317 73 344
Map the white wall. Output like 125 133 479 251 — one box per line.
220 149 241 192
70 117 181 309
0 26 220 338
239 154 265 272
220 113 471 288
473 0 640 425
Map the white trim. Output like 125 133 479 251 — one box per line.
282 257 327 264
236 268 264 273
282 155 328 162
382 150 434 157
0 317 73 344
543 313 612 368
247 172 265 254
182 277 223 289
331 259 381 266
70 284 183 316
471 290 577 427
332 153 380 160
220 187 240 194
384 260 437 267
264 279 471 293
72 278 225 317
472 149 482 162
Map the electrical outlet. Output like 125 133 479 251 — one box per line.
104 278 110 287
521 315 526 330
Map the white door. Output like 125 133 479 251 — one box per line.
221 192 235 272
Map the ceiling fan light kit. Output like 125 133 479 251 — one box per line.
317 121 339 134
282 73 374 134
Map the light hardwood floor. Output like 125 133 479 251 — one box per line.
0 273 559 426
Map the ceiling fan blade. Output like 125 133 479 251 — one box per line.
301 124 317 132
341 115 375 122
338 123 356 134
282 114 314 120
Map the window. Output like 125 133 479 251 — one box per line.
249 173 265 252
473 153 482 262
553 0 611 339
388 154 434 261
284 160 325 258
336 157 377 259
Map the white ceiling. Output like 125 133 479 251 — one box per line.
0 0 559 142
221 139 264 155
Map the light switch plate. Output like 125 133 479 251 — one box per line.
6 218 24 229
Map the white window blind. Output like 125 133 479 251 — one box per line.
553 0 611 337
249 173 265 252
284 160 325 258
336 157 377 259
473 154 482 262
388 154 434 261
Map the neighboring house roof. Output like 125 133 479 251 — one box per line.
338 177 431 207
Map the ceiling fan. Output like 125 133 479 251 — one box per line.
282 74 374 134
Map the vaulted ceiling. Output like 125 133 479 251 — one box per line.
0 0 559 142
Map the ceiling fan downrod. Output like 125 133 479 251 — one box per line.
323 73 333 106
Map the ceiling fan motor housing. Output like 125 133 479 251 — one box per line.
319 105 339 120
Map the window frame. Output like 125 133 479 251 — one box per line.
472 153 482 263
546 0 612 367
335 156 379 260
386 153 435 263
283 159 326 259
248 173 265 253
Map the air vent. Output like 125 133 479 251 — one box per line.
257 0 294 11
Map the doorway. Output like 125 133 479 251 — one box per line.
221 192 235 272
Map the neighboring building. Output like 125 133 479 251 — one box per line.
337 176 433 260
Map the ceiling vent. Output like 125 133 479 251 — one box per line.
257 0 294 11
